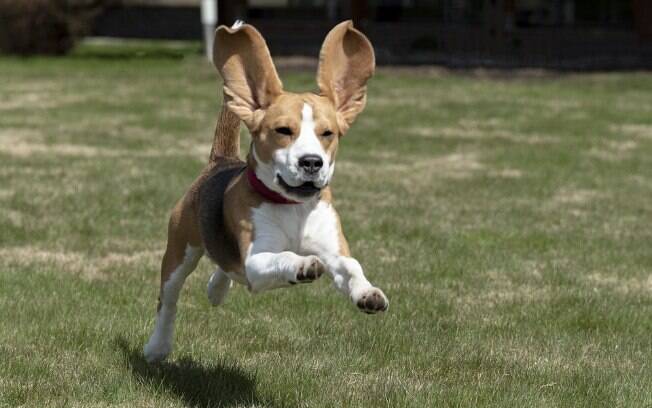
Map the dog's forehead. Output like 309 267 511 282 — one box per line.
266 93 337 125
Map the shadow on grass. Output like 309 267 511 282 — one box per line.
115 337 273 408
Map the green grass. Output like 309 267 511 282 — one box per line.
1 42 652 407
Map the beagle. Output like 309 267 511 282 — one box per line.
144 20 389 363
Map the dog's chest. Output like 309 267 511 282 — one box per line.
251 200 340 255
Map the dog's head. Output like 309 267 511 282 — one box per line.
213 21 374 202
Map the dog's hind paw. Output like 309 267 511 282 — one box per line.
143 338 171 363
207 269 232 306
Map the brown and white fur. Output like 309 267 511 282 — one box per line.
144 20 389 363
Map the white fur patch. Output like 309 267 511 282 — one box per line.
207 267 232 306
244 200 342 292
243 199 386 309
293 104 327 162
250 200 339 255
144 245 203 363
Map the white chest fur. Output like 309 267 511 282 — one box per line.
249 200 340 256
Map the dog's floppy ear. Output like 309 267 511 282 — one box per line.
317 20 375 134
213 23 283 131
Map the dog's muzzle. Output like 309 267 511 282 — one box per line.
277 175 322 198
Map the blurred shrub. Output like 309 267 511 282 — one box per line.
0 0 111 55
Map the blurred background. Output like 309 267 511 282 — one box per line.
1 0 651 68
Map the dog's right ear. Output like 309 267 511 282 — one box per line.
213 23 283 131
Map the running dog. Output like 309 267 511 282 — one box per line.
144 20 389 363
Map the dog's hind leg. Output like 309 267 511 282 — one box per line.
144 244 203 363
144 206 203 363
207 267 232 306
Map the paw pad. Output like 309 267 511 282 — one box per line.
356 289 389 314
294 257 325 283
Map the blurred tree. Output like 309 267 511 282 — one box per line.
0 0 112 55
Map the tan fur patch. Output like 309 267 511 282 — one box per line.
253 93 341 165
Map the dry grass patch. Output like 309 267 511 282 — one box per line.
0 140 212 160
0 246 162 281
3 209 24 227
549 187 603 206
585 273 652 295
370 86 505 108
0 85 85 110
488 168 523 179
0 127 44 142
587 147 631 162
587 137 639 162
346 368 430 396
365 151 484 178
0 142 105 158
611 124 652 140
407 120 557 145
457 268 551 311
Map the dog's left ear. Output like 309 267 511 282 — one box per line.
317 20 375 134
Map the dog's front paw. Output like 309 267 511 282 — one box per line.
355 288 389 314
291 255 325 284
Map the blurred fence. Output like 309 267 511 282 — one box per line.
2 0 651 68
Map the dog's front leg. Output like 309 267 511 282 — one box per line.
323 255 389 314
245 251 326 293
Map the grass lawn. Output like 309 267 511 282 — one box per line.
1 41 652 407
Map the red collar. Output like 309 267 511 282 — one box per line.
246 167 300 204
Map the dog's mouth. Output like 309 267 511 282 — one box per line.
277 176 322 198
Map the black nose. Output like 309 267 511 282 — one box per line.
298 154 324 174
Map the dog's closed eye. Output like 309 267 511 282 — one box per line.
275 127 293 136
321 130 333 137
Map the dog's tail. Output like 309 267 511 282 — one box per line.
208 97 241 162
